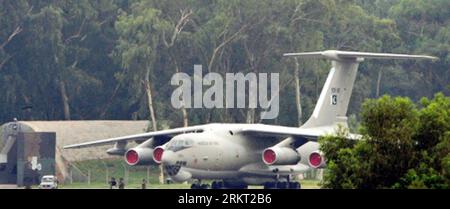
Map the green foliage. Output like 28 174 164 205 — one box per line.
321 93 450 188
395 164 447 189
0 0 448 127
113 5 164 108
417 93 450 151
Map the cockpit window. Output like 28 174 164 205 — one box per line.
167 139 194 152
184 139 194 147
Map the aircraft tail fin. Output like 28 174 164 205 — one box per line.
284 50 437 129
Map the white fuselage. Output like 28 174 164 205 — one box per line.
161 124 316 185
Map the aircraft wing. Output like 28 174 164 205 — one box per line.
63 125 205 149
237 124 360 141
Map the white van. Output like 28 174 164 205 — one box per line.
39 175 58 189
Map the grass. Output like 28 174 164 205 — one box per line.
69 158 162 185
62 159 321 189
300 180 321 189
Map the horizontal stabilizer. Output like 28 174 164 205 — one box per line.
284 50 438 61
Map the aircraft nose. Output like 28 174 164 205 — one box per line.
161 150 177 165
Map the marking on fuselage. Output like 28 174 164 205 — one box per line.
197 141 219 146
331 94 337 105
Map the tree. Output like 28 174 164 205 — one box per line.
389 0 450 99
114 1 176 184
280 0 332 125
320 94 450 189
59 0 121 120
0 0 447 136
396 93 450 188
114 4 166 131
155 0 194 127
0 0 27 71
22 6 67 119
0 0 30 121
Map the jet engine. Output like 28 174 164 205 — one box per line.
152 146 164 164
308 150 326 168
124 147 157 166
262 147 300 165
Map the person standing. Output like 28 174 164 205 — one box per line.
141 179 147 189
118 178 125 189
109 177 117 189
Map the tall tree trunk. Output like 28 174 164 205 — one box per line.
144 68 157 132
182 107 188 127
175 65 189 127
99 79 122 119
294 58 303 126
144 67 163 184
376 68 383 97
144 82 157 131
59 80 71 120
162 8 192 127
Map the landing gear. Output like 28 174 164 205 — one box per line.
263 181 301 189
211 181 223 189
209 180 248 189
190 182 209 189
263 182 276 189
190 180 210 189
289 182 301 189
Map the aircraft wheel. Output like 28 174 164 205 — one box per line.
217 181 224 189
277 182 288 189
211 181 218 189
222 181 248 189
191 183 200 189
264 182 275 189
211 181 223 189
289 182 301 189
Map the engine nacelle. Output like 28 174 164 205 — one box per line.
124 147 156 166
262 147 300 165
152 146 164 164
308 150 326 169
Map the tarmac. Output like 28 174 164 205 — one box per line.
0 184 19 189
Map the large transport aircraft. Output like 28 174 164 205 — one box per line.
64 50 437 189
